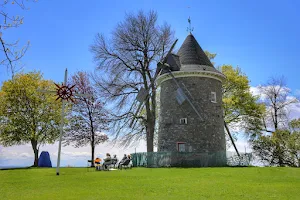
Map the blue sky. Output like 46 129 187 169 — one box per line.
1 0 300 167
1 0 300 90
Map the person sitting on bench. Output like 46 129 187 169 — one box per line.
94 157 101 170
118 155 131 169
103 153 112 170
111 155 118 168
118 154 127 169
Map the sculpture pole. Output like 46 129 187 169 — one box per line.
56 69 67 176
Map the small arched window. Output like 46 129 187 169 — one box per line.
211 92 217 103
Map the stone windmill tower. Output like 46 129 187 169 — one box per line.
156 33 226 157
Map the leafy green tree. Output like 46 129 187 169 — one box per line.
252 77 299 166
221 65 265 139
0 72 62 166
288 119 300 166
204 51 216 65
252 119 300 167
205 51 265 140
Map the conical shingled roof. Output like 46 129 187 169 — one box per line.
177 34 214 67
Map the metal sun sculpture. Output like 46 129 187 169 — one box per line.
54 83 76 103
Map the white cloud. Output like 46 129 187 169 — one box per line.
0 140 147 167
250 86 300 120
250 86 260 96
20 153 33 158
250 86 267 100
62 151 90 157
227 138 252 153
250 85 293 101
0 145 34 159
287 101 300 120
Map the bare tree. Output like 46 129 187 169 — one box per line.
259 76 298 132
90 10 174 152
0 0 37 78
252 77 299 166
64 71 109 166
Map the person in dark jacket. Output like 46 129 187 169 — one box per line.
118 154 128 169
111 155 118 168
121 154 127 161
103 153 112 170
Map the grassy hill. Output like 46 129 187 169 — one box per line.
0 167 299 199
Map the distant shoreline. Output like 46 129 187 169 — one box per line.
0 166 31 170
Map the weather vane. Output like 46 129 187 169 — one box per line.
187 16 194 33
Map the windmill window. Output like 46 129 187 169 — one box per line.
177 142 186 152
179 118 188 124
211 92 217 103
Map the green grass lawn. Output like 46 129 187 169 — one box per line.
0 167 299 200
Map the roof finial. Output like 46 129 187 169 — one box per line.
187 16 194 34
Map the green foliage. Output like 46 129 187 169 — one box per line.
204 51 216 59
290 118 300 131
1 168 300 199
252 119 300 167
221 65 265 138
204 51 265 139
0 72 62 165
251 77 299 167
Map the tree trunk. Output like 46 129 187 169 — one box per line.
274 108 278 130
91 144 95 167
146 118 154 167
89 109 95 167
146 121 154 152
145 96 154 152
31 139 39 167
276 144 284 167
91 129 95 167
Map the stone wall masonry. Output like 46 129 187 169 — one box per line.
158 76 226 153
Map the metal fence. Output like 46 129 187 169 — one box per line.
131 151 252 167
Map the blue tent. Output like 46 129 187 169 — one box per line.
38 151 52 167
